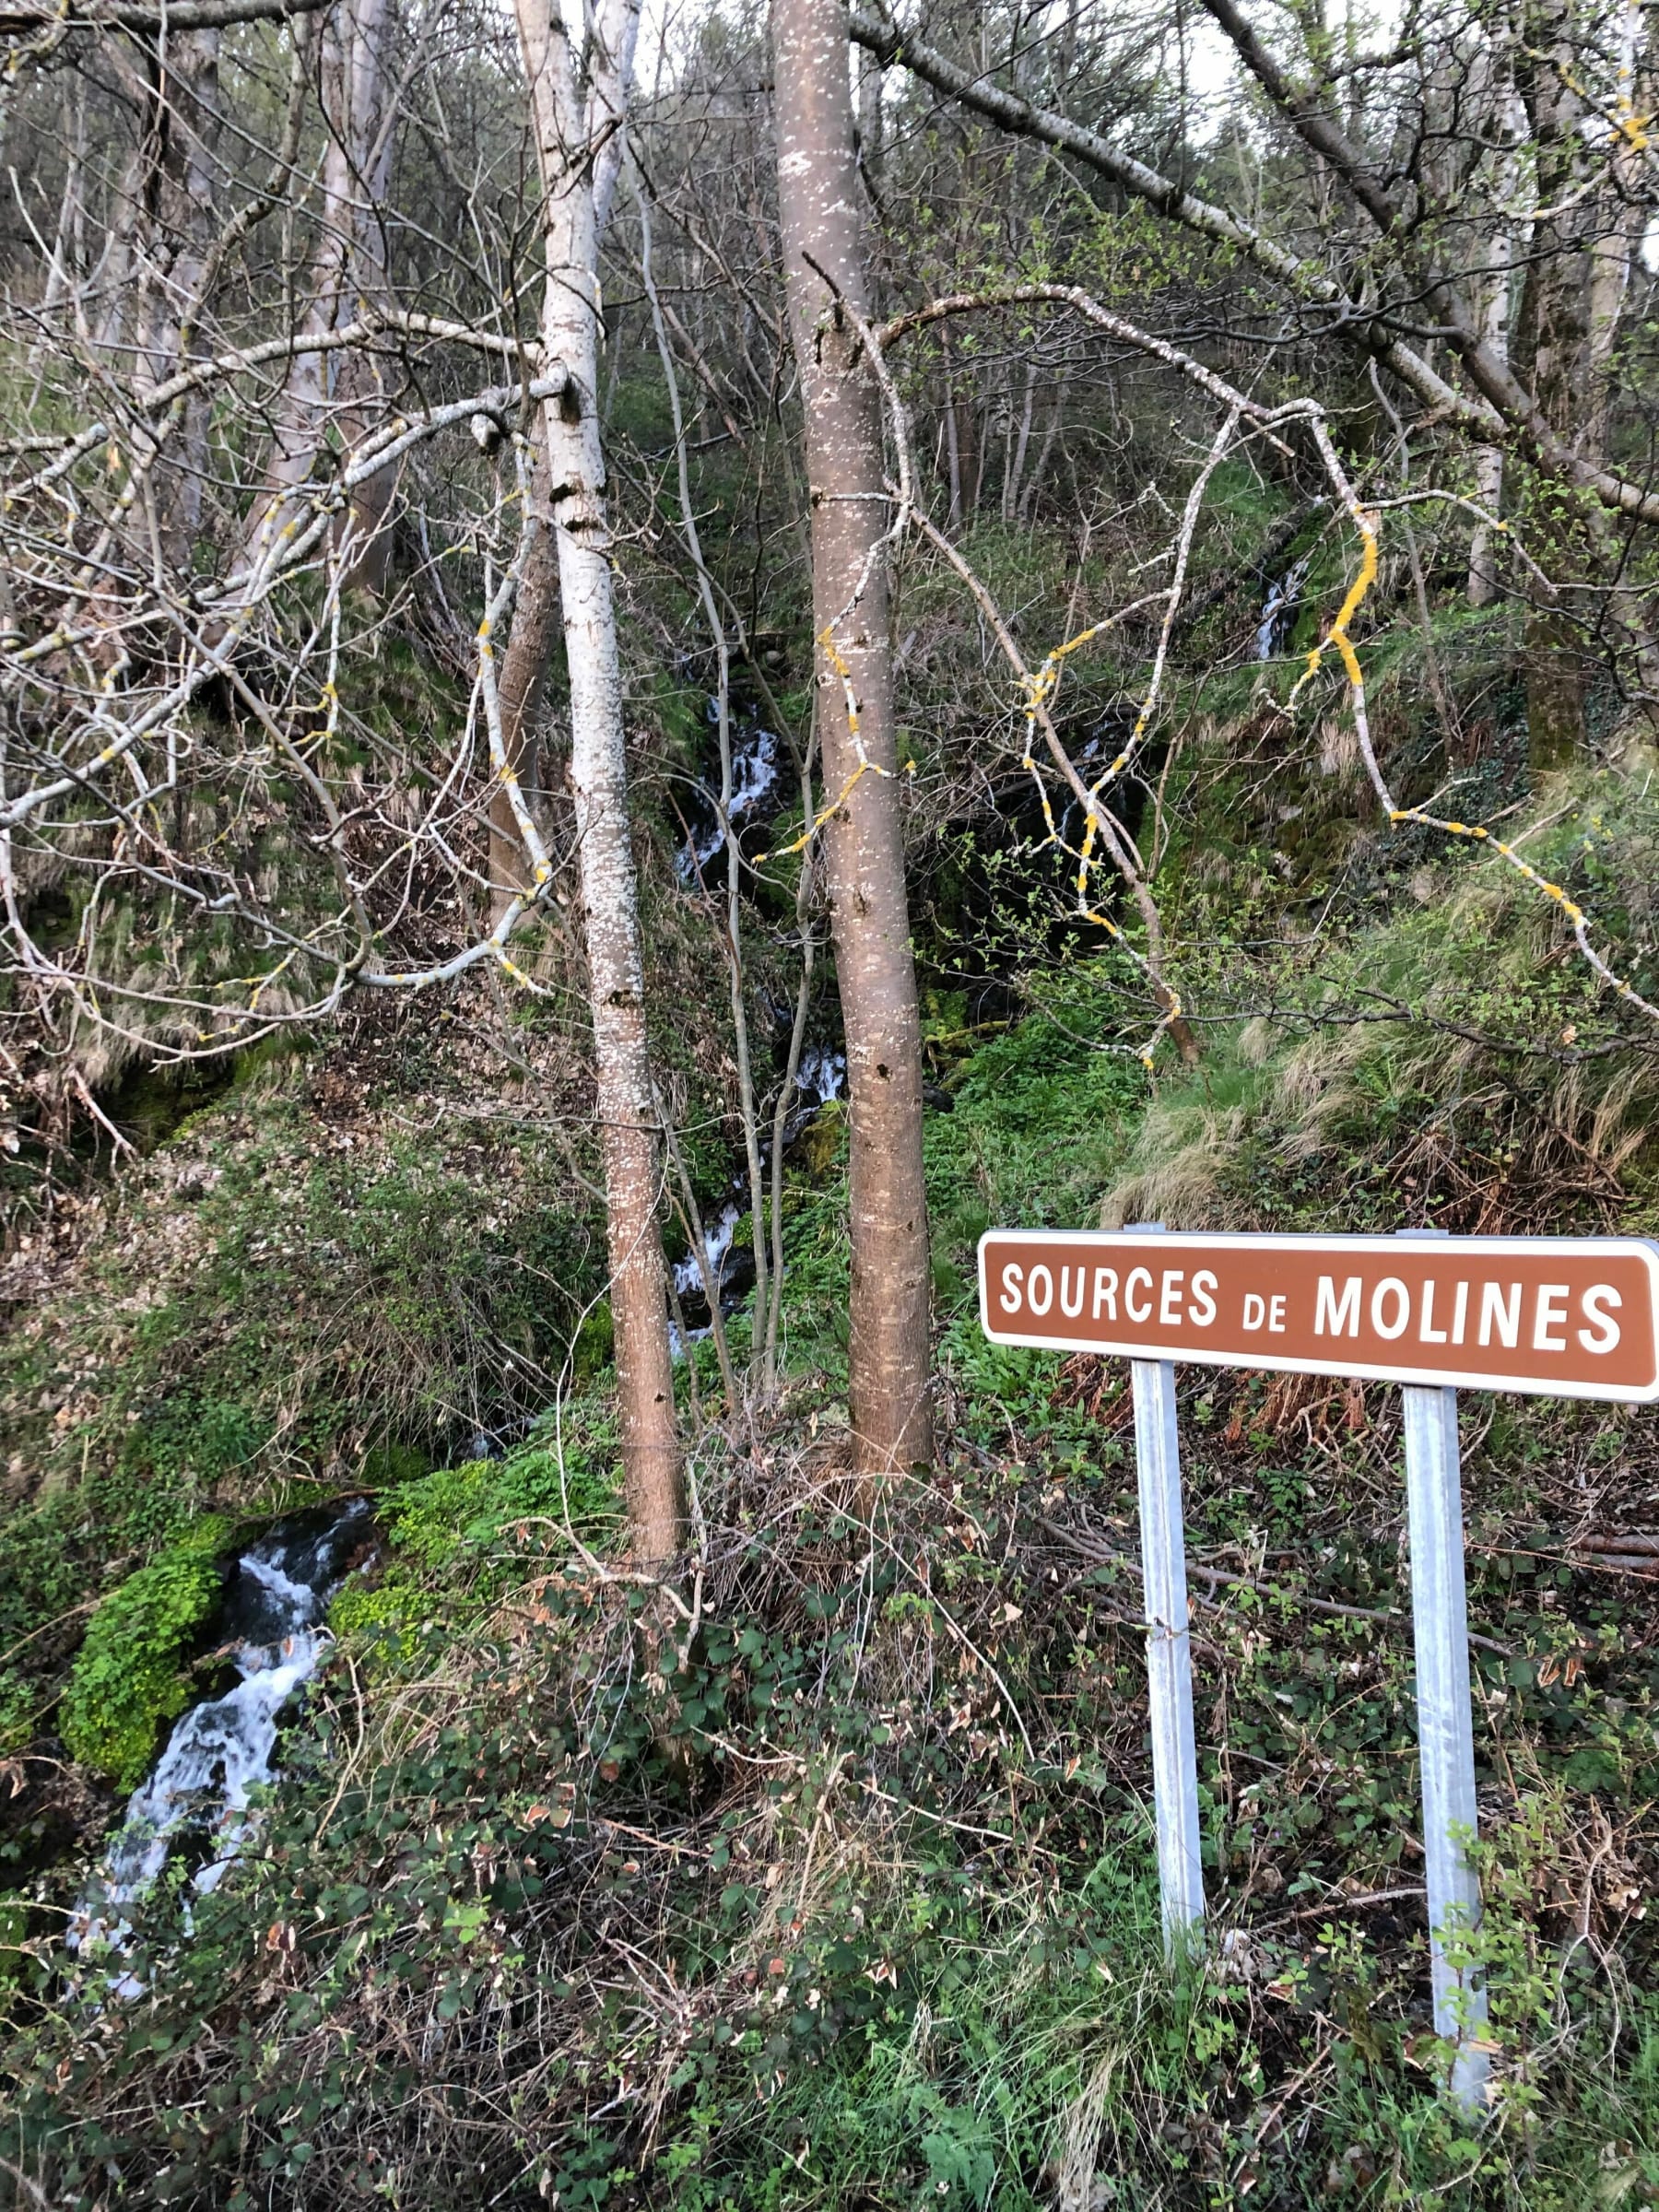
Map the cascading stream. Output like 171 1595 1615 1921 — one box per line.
666 1049 847 1359
1256 553 1312 662
674 700 782 882
69 1499 374 1984
667 691 850 1359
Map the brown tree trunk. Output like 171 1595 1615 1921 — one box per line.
962 380 984 515
1515 0 1594 769
773 0 934 1477
516 0 682 1561
1523 612 1587 772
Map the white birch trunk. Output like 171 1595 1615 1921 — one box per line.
515 0 681 1559
1468 70 1524 606
1466 218 1514 608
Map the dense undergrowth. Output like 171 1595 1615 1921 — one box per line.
5 545 1659 2207
9 1319 1659 2207
5 772 1659 2205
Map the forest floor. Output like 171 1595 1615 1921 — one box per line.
4 763 1659 2209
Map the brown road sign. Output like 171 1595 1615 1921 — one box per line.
978 1230 1659 1401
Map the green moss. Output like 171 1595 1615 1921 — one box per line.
324 1430 623 1667
571 1303 614 1380
380 1439 620 1571
0 1078 611 1705
359 1441 429 1489
60 1516 231 1789
327 1573 426 1669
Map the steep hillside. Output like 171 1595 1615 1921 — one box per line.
6 785 1659 2206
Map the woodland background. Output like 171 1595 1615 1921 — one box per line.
2 0 1659 2201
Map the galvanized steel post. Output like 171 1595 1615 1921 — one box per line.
1128 1227 1205 1947
1399 1232 1490 2110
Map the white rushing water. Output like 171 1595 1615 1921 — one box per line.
672 1200 743 1302
795 1045 845 1106
665 1050 845 1360
675 708 782 882
69 1500 373 1983
667 1199 745 1359
1256 552 1312 662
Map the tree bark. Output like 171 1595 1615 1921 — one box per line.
1515 0 1594 769
942 324 963 529
488 45 633 923
488 448 555 924
1582 0 1659 748
1466 84 1521 609
98 24 224 567
1005 358 1036 524
248 0 398 588
515 0 682 1560
773 0 934 1477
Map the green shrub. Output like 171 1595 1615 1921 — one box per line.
327 1574 425 1641
0 1668 33 1755
60 1516 231 1789
381 1440 620 1571
0 1893 24 1994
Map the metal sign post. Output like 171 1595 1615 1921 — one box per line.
1128 1225 1204 1947
977 1225 1659 2109
1397 1227 1489 2109
1400 1379 1489 2108
1131 1349 1206 1947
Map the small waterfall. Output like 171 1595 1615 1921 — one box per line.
795 1045 845 1106
69 1499 374 1983
1256 552 1312 662
668 1200 745 1358
672 1201 743 1302
727 723 781 821
665 1051 845 1359
675 703 782 883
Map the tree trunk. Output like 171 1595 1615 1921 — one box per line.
854 41 884 184
488 42 633 923
942 327 963 529
1515 0 1594 768
1018 382 1063 524
97 25 223 568
249 0 398 587
515 0 682 1561
1466 440 1505 610
488 448 555 924
1583 0 1659 748
1005 358 1036 524
773 0 934 1477
1466 89 1520 609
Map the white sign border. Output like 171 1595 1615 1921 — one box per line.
976 1229 1659 1404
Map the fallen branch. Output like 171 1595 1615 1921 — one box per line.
1 0 325 25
